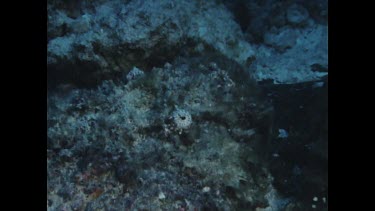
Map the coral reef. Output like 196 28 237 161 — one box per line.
47 0 256 87
48 56 281 210
47 0 328 210
47 0 327 87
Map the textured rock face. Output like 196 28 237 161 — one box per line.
252 24 328 84
47 0 328 210
48 0 328 87
223 0 328 84
47 0 256 87
47 56 278 210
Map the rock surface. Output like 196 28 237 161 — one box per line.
47 0 327 87
47 0 328 210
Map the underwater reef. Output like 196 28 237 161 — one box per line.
47 0 328 210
